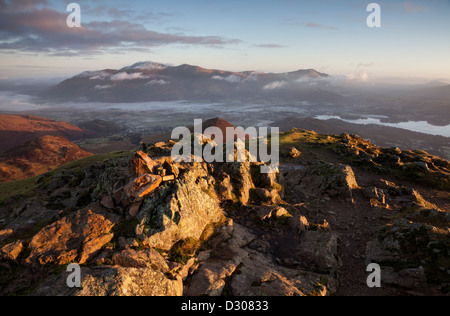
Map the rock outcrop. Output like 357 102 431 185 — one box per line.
0 128 449 297
26 210 115 265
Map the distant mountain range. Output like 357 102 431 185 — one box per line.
41 61 341 103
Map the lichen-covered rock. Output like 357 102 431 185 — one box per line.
26 210 115 265
135 163 223 250
366 219 450 290
216 162 255 205
286 163 359 199
33 266 183 296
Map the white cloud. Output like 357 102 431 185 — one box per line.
146 79 169 85
94 85 113 90
263 80 287 90
111 72 149 81
211 74 243 83
345 69 370 82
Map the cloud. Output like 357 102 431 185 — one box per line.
111 72 149 81
305 22 339 30
211 74 244 83
404 2 428 13
263 81 288 90
345 69 370 82
282 19 339 31
0 1 241 55
146 79 169 86
94 85 113 90
357 63 375 68
254 44 286 48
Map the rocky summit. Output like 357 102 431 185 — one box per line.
0 128 449 296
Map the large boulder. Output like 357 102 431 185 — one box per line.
135 163 223 251
26 210 115 265
33 266 183 296
285 163 359 199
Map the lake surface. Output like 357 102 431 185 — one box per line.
315 115 450 138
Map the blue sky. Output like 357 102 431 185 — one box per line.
0 0 449 82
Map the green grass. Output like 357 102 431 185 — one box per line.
0 176 39 205
0 150 132 205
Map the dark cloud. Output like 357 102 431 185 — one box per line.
254 44 286 48
0 0 241 55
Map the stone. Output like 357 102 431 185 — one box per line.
288 215 310 234
289 147 302 159
26 210 115 265
129 151 157 178
112 248 170 273
118 237 139 249
136 163 223 251
0 229 13 243
216 162 255 205
216 173 234 201
100 195 115 209
256 206 291 221
128 201 143 218
287 163 359 199
251 188 281 204
123 174 162 203
296 231 339 274
33 266 183 296
0 240 23 261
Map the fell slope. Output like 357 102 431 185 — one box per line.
0 114 88 152
0 135 93 183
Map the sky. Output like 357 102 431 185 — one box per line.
0 0 449 82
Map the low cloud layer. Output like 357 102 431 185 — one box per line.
0 0 240 56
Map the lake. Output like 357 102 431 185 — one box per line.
315 115 450 138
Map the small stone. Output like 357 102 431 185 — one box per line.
0 240 23 261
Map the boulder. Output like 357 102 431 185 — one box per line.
26 210 115 265
136 163 223 250
296 231 339 274
33 266 183 296
123 174 162 203
287 163 359 199
129 151 157 178
216 162 255 205
112 248 170 273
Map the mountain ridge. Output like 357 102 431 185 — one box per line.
40 61 337 103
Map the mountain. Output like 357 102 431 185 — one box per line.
0 114 88 152
0 135 93 183
40 61 340 103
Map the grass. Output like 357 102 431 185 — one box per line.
0 176 40 205
0 151 132 205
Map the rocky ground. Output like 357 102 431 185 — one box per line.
0 129 449 296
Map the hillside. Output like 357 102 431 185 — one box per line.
0 135 93 183
0 114 88 152
274 117 450 160
0 126 448 296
